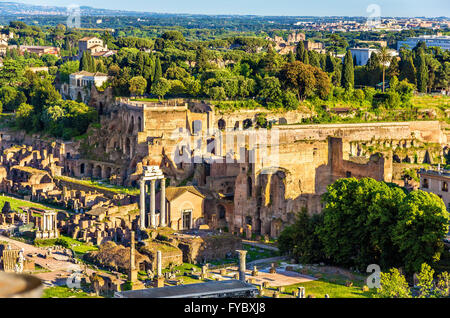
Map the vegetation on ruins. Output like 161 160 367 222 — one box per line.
278 177 450 274
0 21 448 141
375 263 450 298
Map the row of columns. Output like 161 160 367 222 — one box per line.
42 212 57 232
139 177 166 230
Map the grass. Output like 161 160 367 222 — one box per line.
0 194 66 212
277 280 375 298
42 286 101 298
55 176 139 196
59 235 99 257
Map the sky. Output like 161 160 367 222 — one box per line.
5 0 450 17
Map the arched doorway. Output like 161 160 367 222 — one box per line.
218 119 226 131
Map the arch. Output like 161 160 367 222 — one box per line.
128 116 134 134
278 117 287 125
243 119 252 130
125 138 131 158
87 163 94 177
217 204 226 220
80 163 85 175
94 165 102 179
137 116 142 132
247 176 252 198
40 174 52 183
245 216 252 226
104 166 112 179
218 119 226 131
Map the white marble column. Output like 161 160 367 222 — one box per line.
157 250 162 277
160 179 166 227
139 179 146 230
150 179 156 228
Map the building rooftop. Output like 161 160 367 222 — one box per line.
419 168 450 178
114 280 258 298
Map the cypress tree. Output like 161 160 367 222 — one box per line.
296 41 306 62
416 49 428 93
302 49 309 65
341 50 354 90
325 53 335 73
400 56 416 85
154 57 162 83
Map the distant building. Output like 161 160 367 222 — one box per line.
18 45 60 57
78 36 115 59
349 48 378 66
418 168 450 211
303 40 325 53
349 48 397 66
397 35 450 51
60 71 109 104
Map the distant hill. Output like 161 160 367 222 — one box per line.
0 1 156 16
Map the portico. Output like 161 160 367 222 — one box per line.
139 166 166 230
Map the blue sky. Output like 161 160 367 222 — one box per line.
8 0 450 17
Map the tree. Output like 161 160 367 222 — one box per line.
417 263 434 298
341 50 354 90
375 268 412 298
153 57 162 83
416 49 428 93
317 178 407 270
393 190 449 273
129 76 147 96
327 34 348 56
151 78 170 100
278 208 324 263
399 56 416 85
15 103 34 130
378 47 391 92
296 41 306 62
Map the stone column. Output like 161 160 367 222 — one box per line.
160 178 166 227
42 215 46 231
236 250 247 282
297 287 305 298
139 179 146 230
150 179 156 228
129 231 137 282
157 250 162 277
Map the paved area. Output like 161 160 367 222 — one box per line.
210 265 315 287
0 235 94 285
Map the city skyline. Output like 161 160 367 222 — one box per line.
2 0 449 17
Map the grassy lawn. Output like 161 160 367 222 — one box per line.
55 176 139 196
42 286 101 298
276 280 375 298
0 194 66 212
411 94 450 110
60 235 99 257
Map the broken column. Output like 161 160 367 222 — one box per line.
155 250 164 288
236 250 247 282
139 179 146 230
297 287 305 298
128 231 137 282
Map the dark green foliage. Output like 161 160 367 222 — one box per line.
279 178 449 274
341 50 354 90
